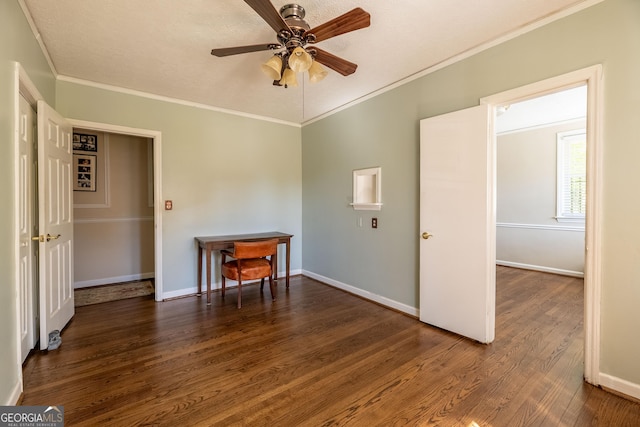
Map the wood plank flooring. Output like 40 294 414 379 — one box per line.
21 267 640 426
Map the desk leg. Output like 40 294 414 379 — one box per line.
286 238 290 288
273 251 278 282
197 246 203 296
206 246 212 305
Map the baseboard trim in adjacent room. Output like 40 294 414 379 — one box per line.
496 260 584 278
302 270 418 317
74 272 155 289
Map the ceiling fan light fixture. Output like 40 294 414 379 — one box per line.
308 60 328 83
279 67 298 88
288 46 313 73
261 55 283 80
210 3 371 89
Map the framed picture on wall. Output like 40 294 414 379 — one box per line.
72 132 98 152
73 154 96 192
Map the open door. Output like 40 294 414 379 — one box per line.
37 100 74 350
18 94 37 361
419 104 495 343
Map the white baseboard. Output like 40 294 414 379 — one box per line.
160 269 303 300
6 378 22 405
599 373 640 401
302 270 418 317
74 272 155 289
162 286 200 300
496 260 584 278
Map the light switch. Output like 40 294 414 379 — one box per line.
165 200 173 210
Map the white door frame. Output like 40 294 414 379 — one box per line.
68 119 164 302
480 65 603 385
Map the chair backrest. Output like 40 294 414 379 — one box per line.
232 239 278 259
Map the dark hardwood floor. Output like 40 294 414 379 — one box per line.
21 267 640 426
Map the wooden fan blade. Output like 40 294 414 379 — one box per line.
211 43 280 57
304 8 370 43
244 0 290 34
313 48 357 76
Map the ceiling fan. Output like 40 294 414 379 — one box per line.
211 1 371 88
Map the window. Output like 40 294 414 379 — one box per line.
556 129 586 222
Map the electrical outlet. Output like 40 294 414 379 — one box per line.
372 218 378 228
165 200 173 210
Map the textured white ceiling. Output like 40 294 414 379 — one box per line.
22 0 593 124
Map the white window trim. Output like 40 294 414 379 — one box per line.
556 129 586 223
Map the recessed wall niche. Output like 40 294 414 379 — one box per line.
350 167 382 211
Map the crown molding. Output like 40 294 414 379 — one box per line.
56 75 301 128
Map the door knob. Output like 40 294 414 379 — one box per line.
422 232 433 240
33 234 61 242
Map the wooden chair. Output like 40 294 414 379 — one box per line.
221 238 278 308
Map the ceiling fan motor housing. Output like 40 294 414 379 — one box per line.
278 4 312 50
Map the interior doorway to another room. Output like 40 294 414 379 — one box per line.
494 85 587 385
68 119 163 306
72 129 156 295
482 64 603 385
495 85 587 278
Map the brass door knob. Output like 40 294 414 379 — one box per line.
422 232 433 240
33 234 61 242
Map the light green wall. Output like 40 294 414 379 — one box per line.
3 0 639 406
0 0 56 404
302 0 640 385
56 81 302 294
302 88 421 305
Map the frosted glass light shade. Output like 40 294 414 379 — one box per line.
279 68 298 88
261 55 282 80
308 60 328 83
288 47 313 73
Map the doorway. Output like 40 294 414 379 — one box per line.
418 65 602 384
72 129 156 295
68 120 164 302
495 85 587 277
481 65 603 384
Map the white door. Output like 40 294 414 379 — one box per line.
419 104 495 343
18 94 38 361
37 100 74 350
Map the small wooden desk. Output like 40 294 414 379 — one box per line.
195 231 293 305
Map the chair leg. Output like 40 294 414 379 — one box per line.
269 274 276 301
221 276 226 298
260 277 265 291
237 280 242 309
